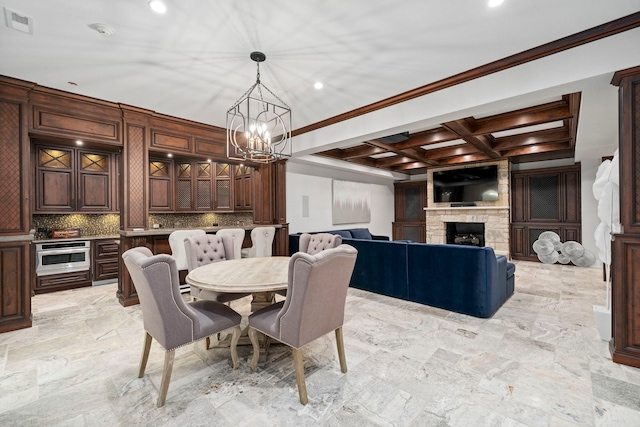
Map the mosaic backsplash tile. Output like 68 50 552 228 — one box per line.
33 212 255 239
33 214 120 239
149 212 254 229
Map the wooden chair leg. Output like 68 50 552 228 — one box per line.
335 327 348 373
138 332 153 378
292 348 308 405
157 349 175 407
229 325 241 370
248 327 260 372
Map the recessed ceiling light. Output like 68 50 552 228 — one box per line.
314 82 324 90
488 0 504 7
167 153 173 158
148 0 167 14
75 140 83 145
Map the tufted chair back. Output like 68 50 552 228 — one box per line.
298 233 342 255
216 228 245 260
168 229 206 270
242 226 276 258
183 234 249 303
184 234 235 272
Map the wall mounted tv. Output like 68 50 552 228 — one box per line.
433 165 499 203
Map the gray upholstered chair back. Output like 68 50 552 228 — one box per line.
122 247 202 350
216 228 245 260
298 233 342 255
168 229 206 270
244 226 275 257
277 244 357 348
184 234 234 272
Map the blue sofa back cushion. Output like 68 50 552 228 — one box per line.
343 238 409 300
330 230 353 239
407 243 505 318
349 228 372 239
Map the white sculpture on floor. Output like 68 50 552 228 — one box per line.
592 150 620 341
531 231 596 267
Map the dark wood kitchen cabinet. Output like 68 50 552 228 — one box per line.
149 159 249 213
92 239 119 282
234 164 253 211
34 144 117 213
214 163 232 210
149 159 173 211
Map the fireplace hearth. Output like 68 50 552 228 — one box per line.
446 222 485 247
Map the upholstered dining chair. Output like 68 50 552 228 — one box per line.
275 232 344 298
246 244 358 405
184 234 250 304
168 229 206 270
169 229 206 293
122 247 241 407
216 228 245 260
298 233 343 255
241 226 276 258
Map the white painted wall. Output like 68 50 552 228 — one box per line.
286 161 394 238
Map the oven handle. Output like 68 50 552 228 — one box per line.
38 247 90 256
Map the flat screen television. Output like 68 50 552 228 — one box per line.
433 165 499 203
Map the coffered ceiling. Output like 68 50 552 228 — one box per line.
315 93 581 174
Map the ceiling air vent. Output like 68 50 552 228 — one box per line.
4 7 33 34
378 132 409 144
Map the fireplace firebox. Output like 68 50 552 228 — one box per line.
446 222 485 247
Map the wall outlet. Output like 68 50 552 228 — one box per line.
153 224 161 229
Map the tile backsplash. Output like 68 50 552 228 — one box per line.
149 212 254 229
33 212 255 239
33 214 120 239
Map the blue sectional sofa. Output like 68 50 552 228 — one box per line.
289 231 515 318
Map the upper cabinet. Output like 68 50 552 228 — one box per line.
35 144 118 213
214 163 232 210
234 165 253 211
149 159 173 211
148 158 252 213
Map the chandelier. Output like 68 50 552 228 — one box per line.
226 51 292 163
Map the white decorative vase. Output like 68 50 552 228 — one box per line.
593 305 612 341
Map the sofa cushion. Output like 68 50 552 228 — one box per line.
349 228 373 239
330 230 353 238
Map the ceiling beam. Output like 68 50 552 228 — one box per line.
394 127 458 149
375 155 415 167
436 153 491 165
365 139 439 166
338 145 387 159
492 128 570 151
501 141 572 157
471 100 572 134
442 119 501 158
391 161 431 171
565 92 581 149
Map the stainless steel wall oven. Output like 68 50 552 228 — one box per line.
35 240 91 276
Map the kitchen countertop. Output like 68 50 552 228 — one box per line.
31 224 284 242
32 234 121 244
119 224 282 237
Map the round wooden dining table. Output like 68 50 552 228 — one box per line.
185 256 290 313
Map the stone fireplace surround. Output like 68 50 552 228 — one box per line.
424 160 510 257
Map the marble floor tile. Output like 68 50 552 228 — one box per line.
0 260 639 426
